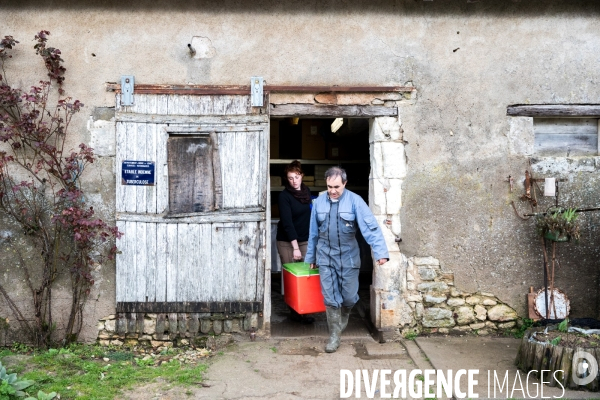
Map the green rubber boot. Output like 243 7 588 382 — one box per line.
325 307 342 353
340 306 352 332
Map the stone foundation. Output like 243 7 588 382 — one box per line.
402 256 518 337
97 312 259 347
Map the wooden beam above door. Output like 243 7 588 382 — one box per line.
105 83 415 95
269 103 398 118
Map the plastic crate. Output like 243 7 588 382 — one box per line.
282 262 326 314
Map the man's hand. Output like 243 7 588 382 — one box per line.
377 259 388 265
310 263 317 269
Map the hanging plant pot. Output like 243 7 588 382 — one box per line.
543 230 570 242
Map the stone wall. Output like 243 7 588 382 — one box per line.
97 312 258 347
403 256 519 337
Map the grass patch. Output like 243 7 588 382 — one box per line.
1 344 208 400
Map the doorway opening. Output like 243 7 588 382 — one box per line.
268 117 373 338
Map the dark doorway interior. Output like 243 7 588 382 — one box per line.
269 117 373 338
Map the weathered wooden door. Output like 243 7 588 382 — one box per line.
115 94 268 317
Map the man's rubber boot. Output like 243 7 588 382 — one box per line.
325 307 342 353
340 306 352 332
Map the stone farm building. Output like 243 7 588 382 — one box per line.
1 0 600 344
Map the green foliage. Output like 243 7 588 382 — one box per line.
512 318 534 339
0 361 34 398
403 331 419 340
536 207 580 241
558 318 569 333
269 347 277 353
2 344 208 400
550 336 562 346
133 357 154 367
24 391 56 400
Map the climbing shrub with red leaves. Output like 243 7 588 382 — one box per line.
0 31 121 347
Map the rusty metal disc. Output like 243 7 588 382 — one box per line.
533 287 570 319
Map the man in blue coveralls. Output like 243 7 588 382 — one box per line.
305 167 389 353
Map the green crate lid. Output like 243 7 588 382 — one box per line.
282 262 320 276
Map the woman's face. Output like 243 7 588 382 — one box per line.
287 171 303 190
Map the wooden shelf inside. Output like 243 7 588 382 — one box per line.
271 186 368 192
269 159 368 165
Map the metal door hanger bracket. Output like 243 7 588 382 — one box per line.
121 75 135 106
251 76 263 107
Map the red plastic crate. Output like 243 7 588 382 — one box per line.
283 262 326 314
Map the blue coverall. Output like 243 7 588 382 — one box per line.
305 189 389 308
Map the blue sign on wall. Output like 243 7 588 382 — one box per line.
121 161 155 186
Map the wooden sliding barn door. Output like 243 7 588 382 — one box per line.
115 94 268 315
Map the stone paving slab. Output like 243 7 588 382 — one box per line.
416 336 595 399
120 336 418 400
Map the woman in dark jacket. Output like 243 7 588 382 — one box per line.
276 160 314 324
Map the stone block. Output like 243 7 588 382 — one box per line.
98 332 111 339
407 282 416 290
477 330 490 336
369 180 387 215
455 307 476 325
423 307 452 321
497 321 516 329
418 268 437 281
482 298 497 306
105 319 116 332
450 288 463 297
487 305 517 322
474 305 487 321
223 320 233 333
415 303 424 319
470 322 485 330
417 282 448 292
372 252 406 292
405 294 422 302
480 292 495 297
406 272 415 282
100 314 116 321
143 318 156 335
248 313 259 331
447 298 465 307
369 116 402 143
424 294 447 304
139 335 152 340
200 319 212 334
385 180 403 215
422 318 455 328
382 143 407 179
413 256 440 267
231 319 241 333
98 340 110 346
375 215 402 252
110 339 123 346
376 290 414 328
97 321 105 331
453 325 473 333
485 321 498 330
213 320 223 335
466 296 482 305
438 328 450 334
